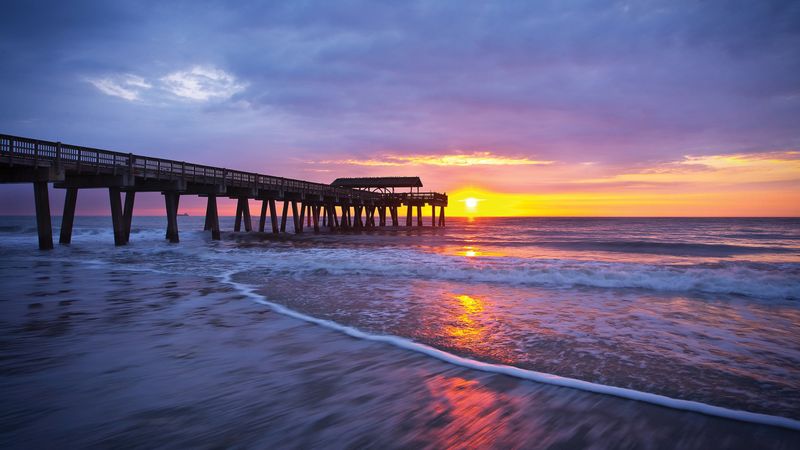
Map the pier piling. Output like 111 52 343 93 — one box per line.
280 201 289 232
123 191 135 243
59 187 78 245
109 187 125 246
258 199 268 232
164 192 180 243
269 199 279 234
207 195 220 240
33 181 53 250
291 201 300 234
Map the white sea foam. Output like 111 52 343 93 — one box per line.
220 270 800 431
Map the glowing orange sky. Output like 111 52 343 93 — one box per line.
311 150 800 217
2 1 799 218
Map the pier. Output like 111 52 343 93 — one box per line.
0 134 447 249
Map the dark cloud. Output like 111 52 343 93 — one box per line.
1 0 798 169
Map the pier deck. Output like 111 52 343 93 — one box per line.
0 134 447 249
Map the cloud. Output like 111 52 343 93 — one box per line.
86 74 152 101
575 151 800 186
318 152 553 167
160 66 247 101
4 1 800 170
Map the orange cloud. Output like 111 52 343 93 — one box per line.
576 151 800 186
318 152 552 167
307 149 800 217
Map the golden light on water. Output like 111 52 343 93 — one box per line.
445 294 485 342
456 295 483 314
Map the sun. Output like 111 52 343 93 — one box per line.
465 197 479 209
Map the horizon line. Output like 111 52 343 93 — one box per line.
1 214 798 219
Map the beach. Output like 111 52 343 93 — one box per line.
1 216 799 448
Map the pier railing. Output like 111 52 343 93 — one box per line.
393 192 448 204
0 134 382 200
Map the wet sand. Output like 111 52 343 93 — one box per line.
1 260 798 449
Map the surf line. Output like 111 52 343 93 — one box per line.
220 271 800 432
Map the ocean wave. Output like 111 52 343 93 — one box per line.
2 218 797 300
208 249 800 300
532 240 797 256
223 270 800 431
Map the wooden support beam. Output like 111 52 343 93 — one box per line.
307 205 311 227
339 206 348 229
208 195 221 240
322 205 327 227
406 204 413 226
123 191 135 243
259 199 268 232
379 206 386 227
332 205 340 228
234 197 243 232
166 194 175 239
439 206 445 227
366 206 374 227
164 192 180 243
33 181 53 250
204 197 213 231
269 199 279 234
391 206 399 227
291 201 301 234
242 198 252 232
280 201 289 232
109 187 125 246
313 205 320 232
59 187 77 245
354 206 362 229
417 205 423 227
203 195 217 231
431 205 436 227
298 202 305 232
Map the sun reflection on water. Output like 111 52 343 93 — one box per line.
421 374 526 448
445 294 486 344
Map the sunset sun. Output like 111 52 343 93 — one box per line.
465 197 479 209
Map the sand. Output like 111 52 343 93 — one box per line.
1 260 798 449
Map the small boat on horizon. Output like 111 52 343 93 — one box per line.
179 213 189 216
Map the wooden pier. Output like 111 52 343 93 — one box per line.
0 134 448 249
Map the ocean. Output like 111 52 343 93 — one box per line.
1 216 799 447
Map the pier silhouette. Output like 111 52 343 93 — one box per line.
0 134 447 249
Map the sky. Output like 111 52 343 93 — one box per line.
1 0 799 216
